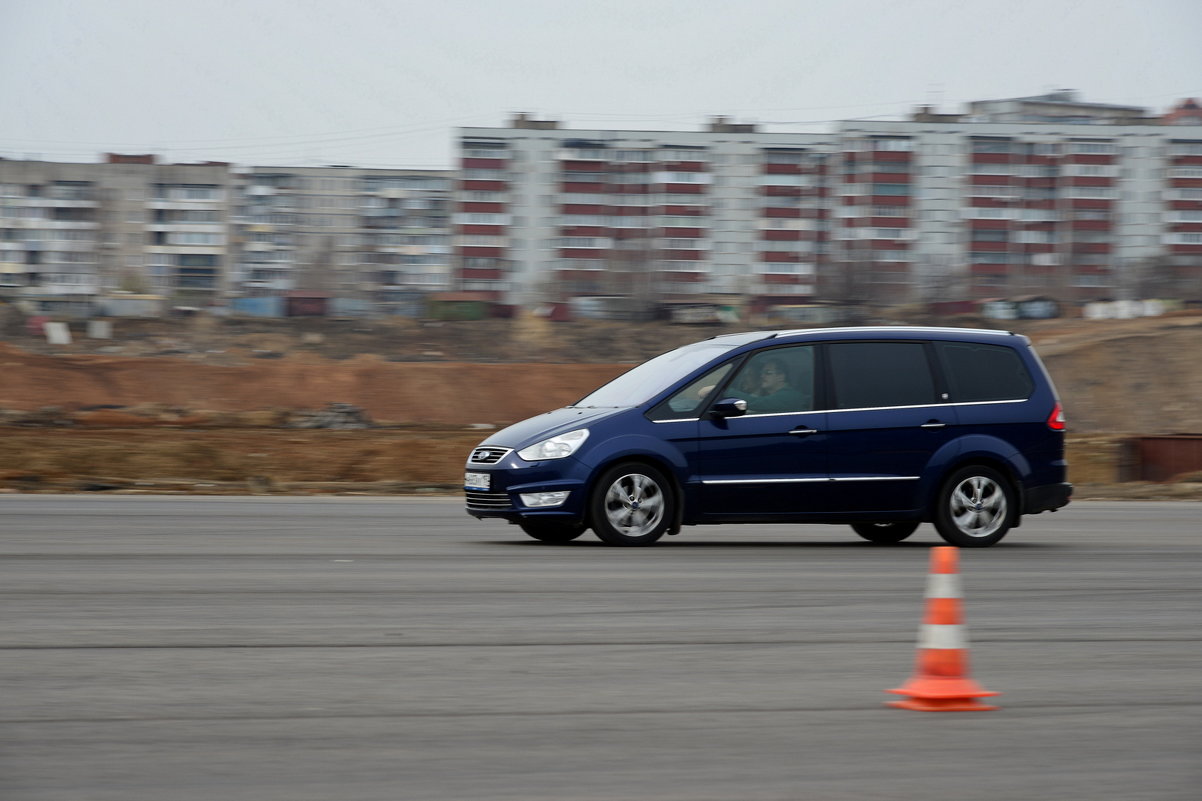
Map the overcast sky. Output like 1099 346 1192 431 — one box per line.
1 0 1199 169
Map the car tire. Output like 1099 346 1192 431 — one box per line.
518 520 587 543
851 521 919 544
590 463 672 546
933 465 1015 548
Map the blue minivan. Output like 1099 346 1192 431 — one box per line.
465 326 1071 547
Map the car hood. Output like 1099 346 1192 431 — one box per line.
479 406 627 449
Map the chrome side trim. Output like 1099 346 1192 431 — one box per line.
702 478 830 485
702 476 919 485
651 397 1027 422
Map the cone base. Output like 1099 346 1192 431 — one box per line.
887 697 999 712
887 677 1000 700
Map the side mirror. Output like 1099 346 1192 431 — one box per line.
710 397 748 418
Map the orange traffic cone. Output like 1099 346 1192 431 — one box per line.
886 546 1000 711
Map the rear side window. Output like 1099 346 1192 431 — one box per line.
828 342 937 409
936 341 1034 402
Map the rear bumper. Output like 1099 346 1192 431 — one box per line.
1024 482 1073 515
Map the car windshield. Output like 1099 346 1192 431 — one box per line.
571 333 767 408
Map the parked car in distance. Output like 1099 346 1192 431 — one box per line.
465 326 1071 547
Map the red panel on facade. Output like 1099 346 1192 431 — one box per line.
870 172 911 182
1069 199 1113 209
1169 200 1202 211
661 183 706 194
661 161 709 172
559 248 608 259
460 269 505 281
659 228 706 238
611 184 651 194
660 205 707 216
1065 154 1116 165
1173 155 1202 166
1170 244 1202 253
968 241 1009 252
561 182 609 193
459 201 507 213
1170 178 1202 188
763 207 803 218
1025 177 1058 188
873 151 912 163
971 153 1015 164
1072 243 1112 254
868 196 909 206
1065 176 1114 187
762 230 802 241
461 157 507 169
868 216 908 226
458 224 505 236
560 226 609 237
762 186 803 197
460 180 508 192
459 246 504 258
764 164 803 174
760 274 806 285
970 175 1014 185
560 160 608 171
761 252 803 263
561 204 608 215
969 219 1010 229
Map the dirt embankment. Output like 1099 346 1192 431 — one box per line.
0 343 628 427
1 313 1201 495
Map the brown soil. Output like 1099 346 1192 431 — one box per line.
2 313 1201 496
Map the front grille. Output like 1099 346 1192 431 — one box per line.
465 490 513 511
469 447 511 466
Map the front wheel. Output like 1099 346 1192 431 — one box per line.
519 520 587 543
590 463 673 546
851 521 919 544
933 465 1015 547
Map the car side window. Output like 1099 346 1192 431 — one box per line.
828 341 937 409
647 362 735 420
936 342 1034 401
730 346 815 415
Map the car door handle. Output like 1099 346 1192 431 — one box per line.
788 426 819 436
920 421 949 429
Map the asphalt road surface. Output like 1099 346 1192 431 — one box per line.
1 495 1198 801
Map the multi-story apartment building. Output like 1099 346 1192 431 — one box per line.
833 116 1202 303
455 95 1202 312
0 156 454 316
4 91 1198 319
230 166 453 312
455 115 834 313
0 154 232 314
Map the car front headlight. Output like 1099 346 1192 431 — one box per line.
517 428 589 461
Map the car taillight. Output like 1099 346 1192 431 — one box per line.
1047 403 1066 431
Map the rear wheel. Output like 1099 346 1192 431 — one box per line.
851 521 919 544
590 463 672 546
933 465 1015 547
519 520 587 543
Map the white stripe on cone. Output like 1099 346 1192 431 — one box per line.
918 623 968 650
925 573 962 599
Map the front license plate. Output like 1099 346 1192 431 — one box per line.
464 472 490 491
